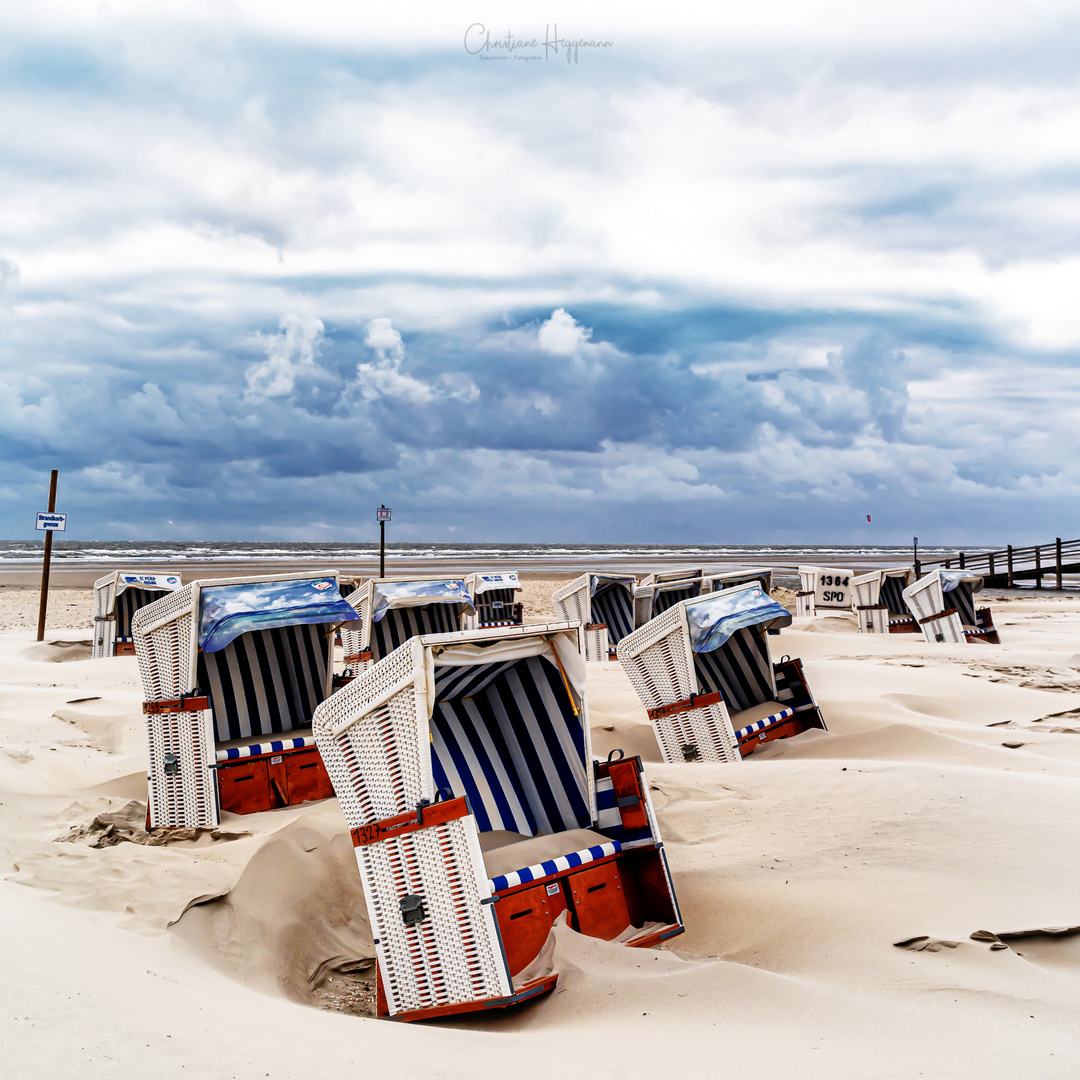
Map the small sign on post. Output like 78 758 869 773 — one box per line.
36 470 61 641
377 505 391 578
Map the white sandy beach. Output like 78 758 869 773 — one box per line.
3 583 1080 1078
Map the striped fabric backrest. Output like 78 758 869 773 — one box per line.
475 589 522 626
591 581 634 643
879 576 909 616
197 623 330 743
429 655 591 837
370 604 462 660
949 582 977 627
115 587 165 639
477 588 517 606
653 583 698 618
692 626 775 713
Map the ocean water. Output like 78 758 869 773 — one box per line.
0 539 966 569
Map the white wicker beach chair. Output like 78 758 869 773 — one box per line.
702 567 773 595
796 566 855 618
850 567 916 634
92 571 183 658
633 567 703 628
618 583 826 763
551 572 637 661
132 571 359 828
338 575 475 680
462 572 523 629
312 620 684 1021
902 570 1000 645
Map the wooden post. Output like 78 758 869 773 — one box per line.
36 470 59 642
1007 544 1013 588
1035 545 1042 589
377 504 390 578
1057 537 1063 590
989 551 995 577
959 551 966 569
913 536 919 577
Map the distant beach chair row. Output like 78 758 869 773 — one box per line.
798 564 999 644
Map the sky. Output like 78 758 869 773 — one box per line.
2 0 1080 545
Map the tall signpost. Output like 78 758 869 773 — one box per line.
377 504 391 579
36 470 65 641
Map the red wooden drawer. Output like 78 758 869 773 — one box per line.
495 881 568 976
218 758 272 815
739 715 802 756
285 748 334 805
567 860 632 940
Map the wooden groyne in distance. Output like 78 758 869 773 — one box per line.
916 537 1080 589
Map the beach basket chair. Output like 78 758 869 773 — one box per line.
796 566 855 618
132 572 360 828
902 570 1000 645
338 576 475 680
633 568 703 628
850 567 917 634
702 567 773 595
312 620 684 1021
618 583 826 762
551 572 637 661
92 571 183 658
462 572 524 629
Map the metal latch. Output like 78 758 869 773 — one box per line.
400 894 427 926
163 752 180 775
681 744 701 762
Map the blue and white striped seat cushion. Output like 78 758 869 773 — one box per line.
730 706 794 741
488 840 620 892
215 732 317 762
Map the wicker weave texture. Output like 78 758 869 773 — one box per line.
654 701 739 763
339 586 371 676
617 606 694 706
132 585 199 702
903 575 965 644
796 568 816 617
356 815 510 1015
92 574 118 658
132 585 214 827
850 572 887 633
312 638 431 828
617 605 740 764
583 624 608 662
145 707 217 827
551 573 589 624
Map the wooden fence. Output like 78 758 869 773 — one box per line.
916 537 1080 588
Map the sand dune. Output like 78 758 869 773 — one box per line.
3 588 1080 1077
